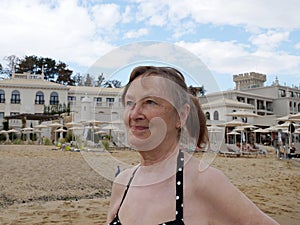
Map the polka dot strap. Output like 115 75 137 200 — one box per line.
175 150 184 221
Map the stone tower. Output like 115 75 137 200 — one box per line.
233 72 266 90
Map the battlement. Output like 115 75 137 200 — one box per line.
233 72 266 90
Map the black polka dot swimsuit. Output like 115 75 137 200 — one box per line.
108 150 185 225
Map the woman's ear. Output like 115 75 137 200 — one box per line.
179 104 190 127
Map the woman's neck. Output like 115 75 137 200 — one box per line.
138 141 179 166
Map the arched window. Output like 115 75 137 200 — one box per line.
11 90 20 104
213 111 219 120
35 91 44 104
0 90 5 103
205 112 210 120
50 92 59 105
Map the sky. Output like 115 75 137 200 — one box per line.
0 0 300 93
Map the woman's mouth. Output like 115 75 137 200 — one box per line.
130 125 149 131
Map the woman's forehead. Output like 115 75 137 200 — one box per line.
125 76 176 100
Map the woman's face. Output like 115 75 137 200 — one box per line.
123 76 180 151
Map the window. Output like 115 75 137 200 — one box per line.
213 111 219 120
237 96 245 103
106 97 114 107
0 90 5 103
279 89 286 97
68 96 76 101
94 97 102 106
50 92 59 105
298 103 300 112
0 112 4 119
35 91 44 104
205 112 210 120
11 90 20 104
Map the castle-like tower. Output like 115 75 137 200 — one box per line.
233 72 266 90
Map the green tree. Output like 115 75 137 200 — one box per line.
3 55 19 77
84 73 93 86
73 72 84 86
103 80 122 88
95 73 105 87
17 55 39 73
188 85 206 96
56 62 74 85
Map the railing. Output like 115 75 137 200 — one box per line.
11 99 21 104
35 100 45 104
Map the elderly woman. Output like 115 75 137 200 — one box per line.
107 66 279 225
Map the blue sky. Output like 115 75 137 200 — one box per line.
0 0 299 93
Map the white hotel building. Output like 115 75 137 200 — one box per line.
0 71 299 130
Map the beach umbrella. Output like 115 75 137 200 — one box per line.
33 124 48 129
276 121 300 129
68 126 84 130
218 120 248 144
55 128 67 133
227 130 240 144
21 128 34 142
55 128 67 140
102 124 120 141
294 128 300 134
110 119 124 124
243 125 258 129
33 124 47 144
82 119 108 126
289 112 300 120
277 114 300 122
226 111 259 144
65 121 82 127
207 125 223 132
7 129 20 133
95 130 107 135
0 130 9 142
48 122 63 127
7 129 20 142
226 110 260 118
219 119 249 127
253 128 268 144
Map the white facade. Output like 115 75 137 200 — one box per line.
1 71 299 130
0 72 124 129
200 74 300 127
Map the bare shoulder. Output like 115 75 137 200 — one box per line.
184 155 279 224
184 155 228 192
107 166 138 223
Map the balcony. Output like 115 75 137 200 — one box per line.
11 99 21 104
35 100 45 105
49 101 59 105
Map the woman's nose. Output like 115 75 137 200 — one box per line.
130 102 144 120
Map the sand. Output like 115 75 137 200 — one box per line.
0 145 299 225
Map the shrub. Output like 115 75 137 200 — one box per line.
43 137 52 145
102 140 110 150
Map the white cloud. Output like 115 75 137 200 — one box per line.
249 31 290 51
132 0 300 31
91 3 121 30
295 43 300 49
124 28 148 39
121 5 133 23
176 39 300 76
0 0 114 69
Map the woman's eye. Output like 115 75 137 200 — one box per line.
145 99 157 105
126 101 134 107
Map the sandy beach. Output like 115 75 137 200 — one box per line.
0 145 299 225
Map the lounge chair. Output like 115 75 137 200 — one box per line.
219 144 241 157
